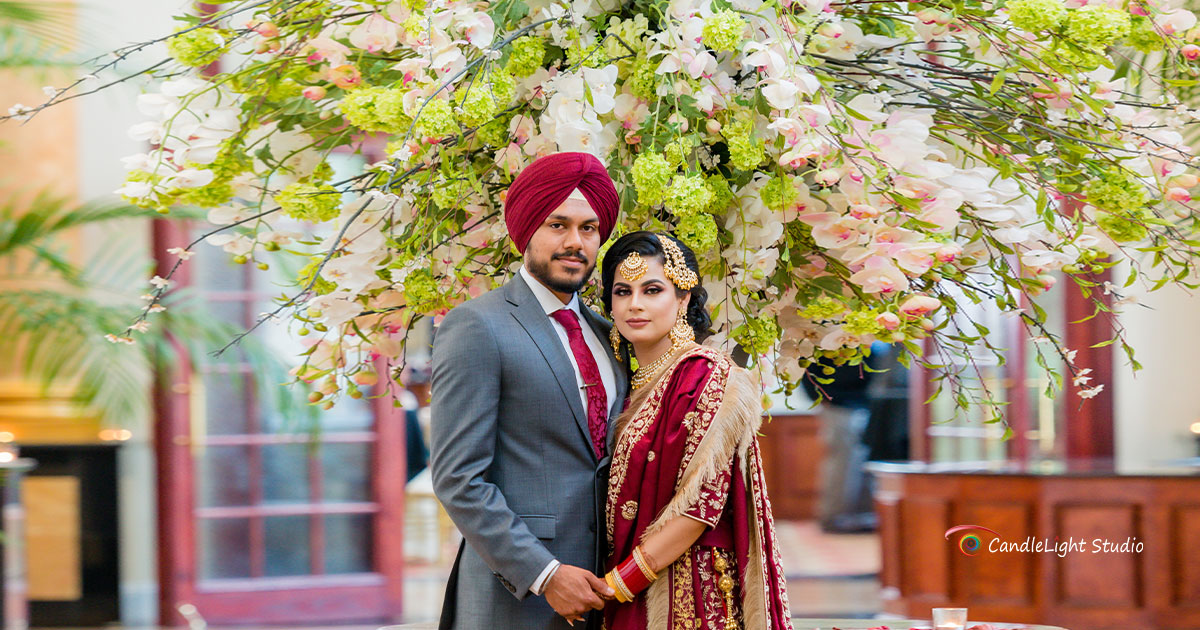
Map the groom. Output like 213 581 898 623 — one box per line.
430 152 628 629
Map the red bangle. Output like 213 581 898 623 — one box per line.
615 554 653 597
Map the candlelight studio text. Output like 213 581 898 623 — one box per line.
988 536 1144 557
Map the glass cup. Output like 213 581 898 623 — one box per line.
932 607 968 630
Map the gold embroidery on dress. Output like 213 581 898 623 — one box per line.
606 346 723 546
621 500 638 520
671 551 695 630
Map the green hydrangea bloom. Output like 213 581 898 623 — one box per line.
704 174 735 215
665 174 714 217
663 137 694 166
732 315 780 356
400 13 426 39
266 78 304 102
297 258 337 295
506 36 545 78
627 58 659 101
458 86 500 129
1007 0 1067 32
476 115 511 147
1126 16 1163 53
403 268 444 312
1097 211 1149 242
604 15 650 60
564 29 604 68
414 97 459 139
175 179 234 208
304 160 335 185
723 116 765 171
631 152 674 206
843 309 884 336
342 86 411 134
276 183 341 222
702 10 747 52
761 175 799 211
166 27 225 68
1085 168 1148 212
1065 5 1130 50
431 178 468 208
675 213 719 252
119 170 158 209
800 295 846 320
1057 46 1104 70
488 68 517 105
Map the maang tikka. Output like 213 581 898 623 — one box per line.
618 251 647 282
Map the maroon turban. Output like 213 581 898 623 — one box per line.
504 152 619 254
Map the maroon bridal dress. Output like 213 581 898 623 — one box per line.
604 344 791 630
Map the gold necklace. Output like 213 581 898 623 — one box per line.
631 342 694 390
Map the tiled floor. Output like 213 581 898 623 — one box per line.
35 519 882 629
399 518 882 623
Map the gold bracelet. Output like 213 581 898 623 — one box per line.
632 546 658 583
606 570 634 603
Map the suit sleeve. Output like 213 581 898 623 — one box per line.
429 305 556 599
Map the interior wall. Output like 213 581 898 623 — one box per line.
1113 263 1200 470
74 0 175 625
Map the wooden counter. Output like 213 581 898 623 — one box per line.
868 459 1200 630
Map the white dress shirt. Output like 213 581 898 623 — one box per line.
518 264 617 595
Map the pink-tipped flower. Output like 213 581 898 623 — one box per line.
900 294 942 318
817 22 844 38
850 204 880 219
876 312 902 330
247 20 280 38
815 168 841 186
1167 186 1192 203
329 64 362 89
935 243 962 263
353 370 379 386
1183 44 1200 61
302 86 327 101
1171 173 1199 188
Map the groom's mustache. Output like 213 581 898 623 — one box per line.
552 251 589 265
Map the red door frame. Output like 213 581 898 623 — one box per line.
152 219 407 626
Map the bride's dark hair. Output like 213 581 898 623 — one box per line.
600 231 712 344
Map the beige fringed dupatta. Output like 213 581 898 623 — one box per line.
605 344 791 630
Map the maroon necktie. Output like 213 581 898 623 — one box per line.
550 308 608 459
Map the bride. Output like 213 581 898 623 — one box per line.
598 232 792 630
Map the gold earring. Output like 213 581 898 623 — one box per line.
668 309 695 346
610 325 623 362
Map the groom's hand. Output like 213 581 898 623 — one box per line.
544 564 613 622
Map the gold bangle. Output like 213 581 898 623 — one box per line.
606 570 634 603
632 546 658 583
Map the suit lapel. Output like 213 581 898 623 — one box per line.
505 276 592 454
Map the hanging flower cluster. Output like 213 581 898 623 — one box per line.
17 0 1200 413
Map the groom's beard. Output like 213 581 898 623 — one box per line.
527 249 595 295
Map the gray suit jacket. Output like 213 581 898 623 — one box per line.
430 274 629 629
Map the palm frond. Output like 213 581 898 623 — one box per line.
0 194 157 276
0 1 78 54
0 287 313 426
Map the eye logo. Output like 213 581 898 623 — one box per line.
945 524 1000 556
